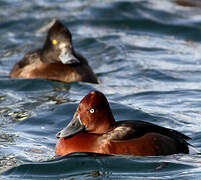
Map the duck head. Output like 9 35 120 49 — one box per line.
57 91 115 138
41 20 79 64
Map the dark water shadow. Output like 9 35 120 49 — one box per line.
1 152 198 179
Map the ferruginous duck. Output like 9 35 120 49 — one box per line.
55 91 191 156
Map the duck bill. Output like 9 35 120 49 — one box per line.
56 115 85 138
59 48 80 64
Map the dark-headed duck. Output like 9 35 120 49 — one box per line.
9 20 98 84
55 91 191 156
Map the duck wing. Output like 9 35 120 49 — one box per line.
112 120 191 142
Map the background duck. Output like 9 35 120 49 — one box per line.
9 20 98 84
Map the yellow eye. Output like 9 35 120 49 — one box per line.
52 39 57 45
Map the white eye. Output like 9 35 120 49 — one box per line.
89 108 95 114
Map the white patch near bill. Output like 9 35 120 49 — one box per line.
59 47 79 64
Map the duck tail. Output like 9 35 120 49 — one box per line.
188 144 201 154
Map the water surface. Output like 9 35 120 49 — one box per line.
0 0 201 179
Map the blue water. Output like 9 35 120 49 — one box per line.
1 0 201 179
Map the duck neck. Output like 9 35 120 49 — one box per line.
96 111 116 134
